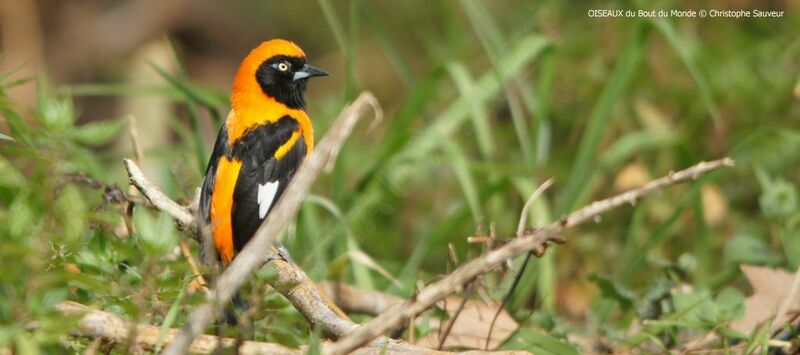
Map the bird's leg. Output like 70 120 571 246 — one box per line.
266 241 293 263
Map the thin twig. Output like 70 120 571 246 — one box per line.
162 92 381 354
515 178 554 238
124 139 470 352
438 280 475 350
58 301 470 354
772 266 800 334
57 301 300 354
125 159 196 237
485 251 531 351
486 178 553 349
129 114 144 164
326 158 734 354
179 240 208 293
316 281 403 316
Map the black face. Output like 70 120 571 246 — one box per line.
255 55 311 109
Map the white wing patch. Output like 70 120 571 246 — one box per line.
257 181 279 219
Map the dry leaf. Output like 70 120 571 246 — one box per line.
614 162 651 192
730 265 800 334
701 184 728 226
347 250 403 288
416 296 518 350
794 80 800 99
634 98 672 132
557 279 592 317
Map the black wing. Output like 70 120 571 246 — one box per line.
229 116 305 252
200 124 230 224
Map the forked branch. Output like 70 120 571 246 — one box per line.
158 92 381 354
326 158 734 354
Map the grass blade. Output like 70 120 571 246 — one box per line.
447 62 495 158
556 22 650 215
652 18 721 127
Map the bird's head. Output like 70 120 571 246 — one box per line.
232 39 328 110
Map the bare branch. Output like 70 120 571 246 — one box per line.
179 239 209 293
515 178 554 237
269 260 359 337
124 158 197 237
121 93 531 354
60 301 500 355
326 158 735 354
163 92 381 354
317 281 404 316
772 266 800 334
487 178 554 348
57 301 300 354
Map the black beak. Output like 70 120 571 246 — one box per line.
293 64 329 81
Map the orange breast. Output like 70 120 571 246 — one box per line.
210 157 242 264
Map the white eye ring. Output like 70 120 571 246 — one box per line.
277 62 289 72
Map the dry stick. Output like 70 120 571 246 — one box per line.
515 179 555 238
179 239 209 293
117 97 528 354
125 159 196 237
162 92 382 355
60 301 472 355
485 178 554 349
327 158 735 354
771 266 800 334
58 301 300 354
125 157 475 351
438 280 475 350
317 281 403 316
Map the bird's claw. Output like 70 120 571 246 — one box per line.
266 242 292 263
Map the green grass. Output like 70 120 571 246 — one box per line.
1 1 799 353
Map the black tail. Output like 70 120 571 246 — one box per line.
222 291 250 326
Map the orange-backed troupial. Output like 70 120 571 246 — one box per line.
199 39 328 274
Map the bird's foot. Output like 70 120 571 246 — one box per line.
266 241 293 263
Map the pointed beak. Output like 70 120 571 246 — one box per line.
293 64 329 81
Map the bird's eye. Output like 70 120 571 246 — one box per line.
277 62 290 72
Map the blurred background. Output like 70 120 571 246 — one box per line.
1 0 799 352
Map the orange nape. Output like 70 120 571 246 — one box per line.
210 157 243 264
226 39 315 152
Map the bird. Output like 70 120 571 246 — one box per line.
199 39 328 270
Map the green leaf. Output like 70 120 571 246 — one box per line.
724 233 782 266
588 273 636 309
0 95 32 146
68 117 127 146
759 178 798 219
671 289 715 328
155 286 186 352
133 208 179 255
600 130 678 170
8 194 36 239
307 326 323 355
652 18 721 127
670 288 744 329
714 287 744 323
0 156 26 189
36 85 75 130
55 184 87 247
782 213 800 268
442 140 483 222
399 34 549 163
556 21 650 214
446 62 495 158
502 328 579 354
14 333 40 355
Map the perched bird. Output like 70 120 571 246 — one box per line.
199 39 328 267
